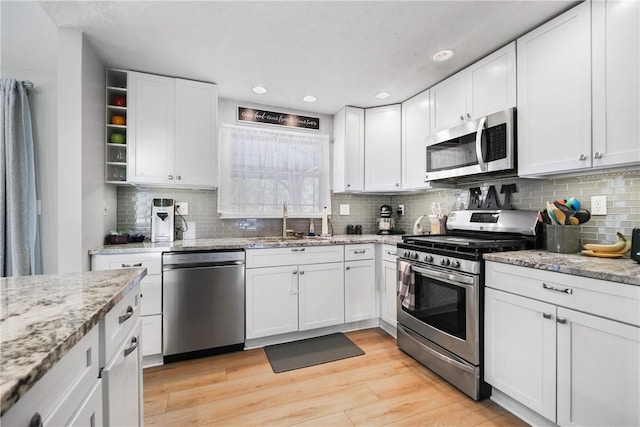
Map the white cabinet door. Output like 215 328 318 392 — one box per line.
430 71 466 133
592 0 640 169
174 78 218 187
557 307 640 427
67 381 103 427
246 266 299 339
344 259 376 322
364 104 402 192
333 107 365 192
102 319 142 427
381 260 397 327
484 288 557 421
141 314 162 356
402 89 430 190
128 71 175 184
517 2 592 176
298 262 345 331
467 42 516 119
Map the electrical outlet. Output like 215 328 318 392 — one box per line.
176 202 189 216
591 196 607 215
398 205 405 215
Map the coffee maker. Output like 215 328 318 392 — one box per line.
151 198 175 243
376 204 395 235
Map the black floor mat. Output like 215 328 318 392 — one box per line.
264 333 365 373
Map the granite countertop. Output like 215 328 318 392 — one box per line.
0 268 147 415
484 250 640 286
88 234 403 255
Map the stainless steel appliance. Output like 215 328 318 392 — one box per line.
162 250 245 362
377 204 395 235
396 209 540 400
151 198 175 243
425 108 516 182
632 228 640 263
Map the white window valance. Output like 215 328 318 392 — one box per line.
218 124 331 218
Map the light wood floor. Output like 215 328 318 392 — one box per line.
143 328 528 426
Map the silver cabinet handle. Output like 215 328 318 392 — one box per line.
579 154 587 161
292 270 298 275
466 112 471 118
121 262 142 268
543 312 552 319
347 184 351 187
460 115 465 121
299 270 305 275
542 283 573 294
29 412 43 427
346 266 351 271
168 175 174 180
557 317 567 324
291 248 306 252
594 152 602 159
176 175 182 180
118 306 134 324
386 251 396 256
353 249 366 254
124 336 138 357
395 183 400 187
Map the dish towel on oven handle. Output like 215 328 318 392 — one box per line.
397 260 415 310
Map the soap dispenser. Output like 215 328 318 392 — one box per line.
308 219 315 236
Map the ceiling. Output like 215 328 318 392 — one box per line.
36 0 578 115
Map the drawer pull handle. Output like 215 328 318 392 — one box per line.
386 251 397 256
121 262 142 268
557 317 567 324
353 250 366 254
542 283 573 294
29 412 43 427
119 306 134 324
292 270 298 275
291 248 306 252
124 336 138 357
542 312 552 319
300 270 305 275
346 266 351 271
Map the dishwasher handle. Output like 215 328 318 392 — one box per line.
163 261 244 271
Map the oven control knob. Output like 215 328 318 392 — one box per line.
404 251 410 257
441 258 451 266
424 254 433 263
412 253 419 260
452 260 461 268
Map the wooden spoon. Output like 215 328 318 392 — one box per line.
552 208 566 226
569 216 579 225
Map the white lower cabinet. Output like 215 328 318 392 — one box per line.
484 261 640 426
299 262 345 330
91 252 163 367
345 259 376 322
380 245 398 329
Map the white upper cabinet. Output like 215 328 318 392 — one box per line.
591 0 640 169
430 42 516 133
364 104 402 192
401 89 431 190
517 2 592 176
128 71 218 188
333 106 365 192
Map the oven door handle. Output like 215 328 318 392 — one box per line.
475 116 487 172
411 265 476 287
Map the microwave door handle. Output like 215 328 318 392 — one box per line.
475 116 487 171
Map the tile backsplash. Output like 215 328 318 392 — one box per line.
118 168 639 245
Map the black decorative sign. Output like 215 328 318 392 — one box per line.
238 107 320 130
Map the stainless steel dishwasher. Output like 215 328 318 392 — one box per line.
162 250 245 362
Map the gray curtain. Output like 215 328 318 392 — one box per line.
1 78 41 277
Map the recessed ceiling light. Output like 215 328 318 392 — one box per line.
252 86 267 94
432 49 455 62
303 95 317 103
376 91 390 100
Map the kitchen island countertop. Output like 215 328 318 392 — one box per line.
88 234 403 255
0 268 146 415
484 250 640 286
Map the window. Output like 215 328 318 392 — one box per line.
218 124 331 218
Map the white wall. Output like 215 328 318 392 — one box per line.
1 1 59 273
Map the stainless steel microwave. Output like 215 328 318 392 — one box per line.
425 108 515 181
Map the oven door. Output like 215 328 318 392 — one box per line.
397 261 479 364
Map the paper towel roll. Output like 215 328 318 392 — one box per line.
321 206 329 236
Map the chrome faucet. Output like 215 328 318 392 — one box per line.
282 202 288 238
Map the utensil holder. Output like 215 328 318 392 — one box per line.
545 224 580 253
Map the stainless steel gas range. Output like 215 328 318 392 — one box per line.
396 209 541 400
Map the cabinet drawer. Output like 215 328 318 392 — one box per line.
2 327 100 427
345 244 375 261
381 244 398 263
246 245 344 268
101 284 141 364
141 315 162 356
92 252 161 275
141 275 161 316
486 261 640 326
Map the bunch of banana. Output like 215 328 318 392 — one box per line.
581 232 632 258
